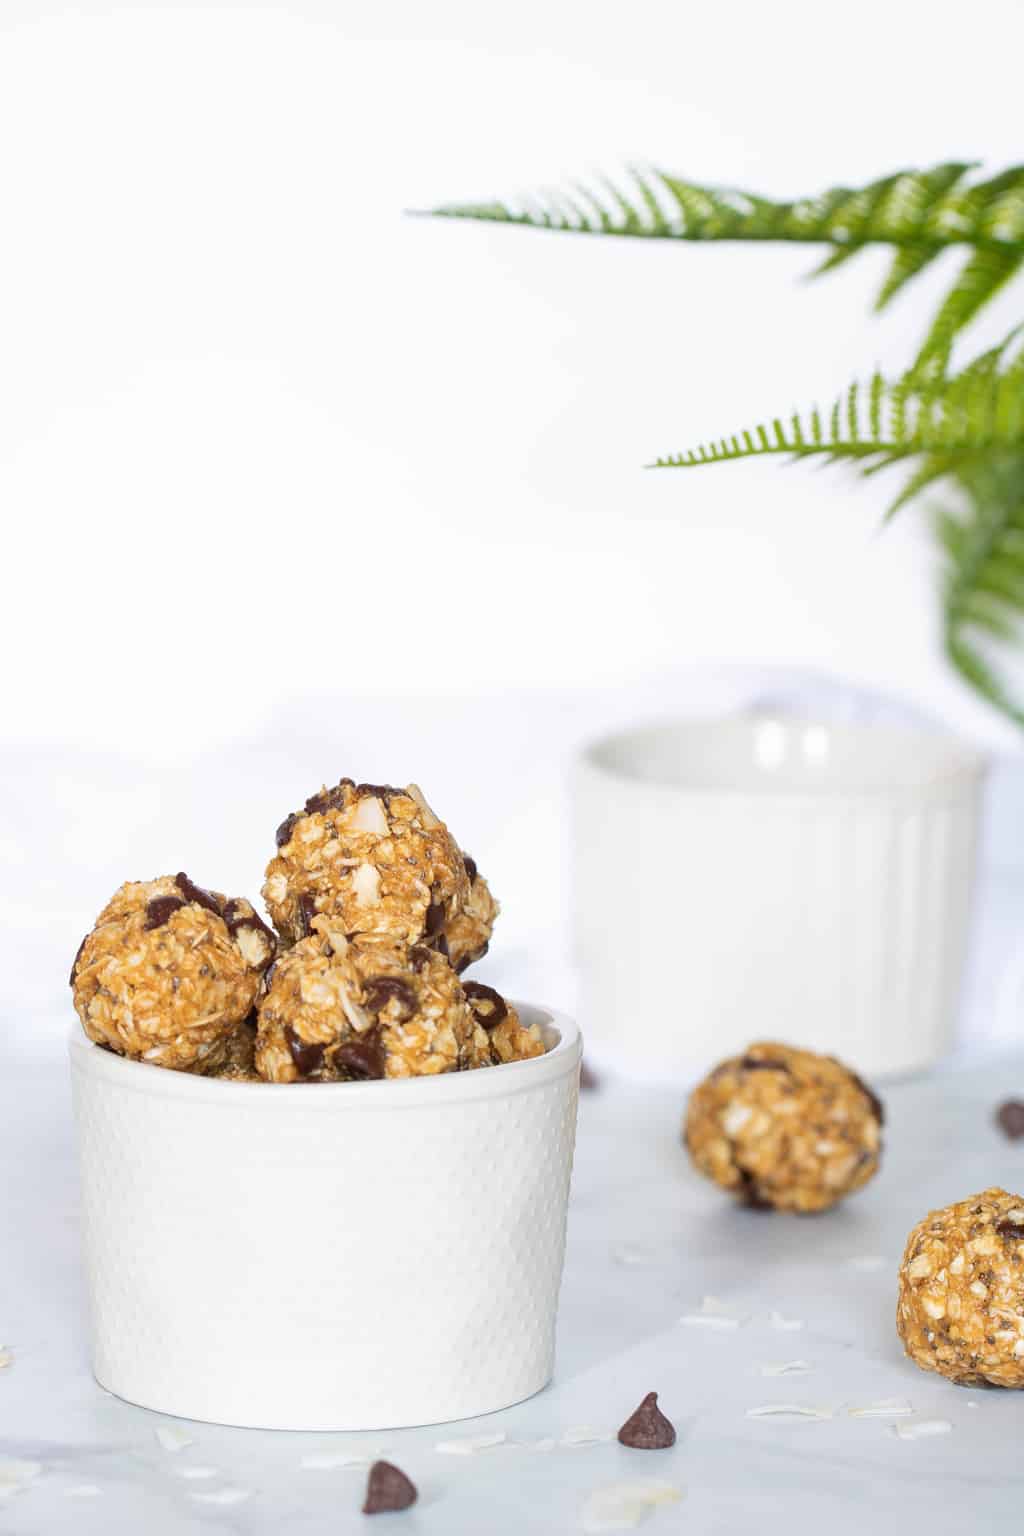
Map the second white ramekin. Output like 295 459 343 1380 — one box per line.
574 717 985 1080
69 1006 580 1431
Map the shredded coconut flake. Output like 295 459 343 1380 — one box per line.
581 1480 683 1533
0 1347 13 1370
746 1403 834 1419
436 1432 507 1455
300 1446 383 1470
848 1398 913 1418
893 1419 952 1440
190 1487 253 1505
155 1424 195 1453
768 1310 805 1332
759 1360 811 1377
680 1295 747 1330
177 1466 220 1480
562 1426 613 1447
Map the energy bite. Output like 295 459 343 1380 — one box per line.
254 929 480 1082
684 1041 883 1213
898 1188 1024 1387
263 779 469 951
463 981 544 1067
444 854 499 974
70 874 276 1072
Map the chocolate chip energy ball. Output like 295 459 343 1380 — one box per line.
445 854 499 974
263 780 469 951
254 930 479 1082
70 874 276 1072
898 1189 1024 1387
463 982 544 1067
684 1041 883 1213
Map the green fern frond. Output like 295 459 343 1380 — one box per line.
428 162 1024 357
938 453 1024 727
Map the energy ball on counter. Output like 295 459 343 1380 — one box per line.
444 854 499 974
263 779 470 951
683 1041 883 1213
70 874 277 1072
898 1188 1024 1387
254 929 480 1082
463 981 544 1067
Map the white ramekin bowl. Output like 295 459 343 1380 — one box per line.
574 717 986 1081
69 1006 580 1431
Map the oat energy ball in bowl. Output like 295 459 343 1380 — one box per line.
684 1041 883 1213
254 929 481 1082
263 779 470 950
70 874 276 1072
898 1189 1024 1387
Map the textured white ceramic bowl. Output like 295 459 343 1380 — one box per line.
574 718 985 1081
69 1005 580 1431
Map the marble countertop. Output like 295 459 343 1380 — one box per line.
6 1014 1024 1534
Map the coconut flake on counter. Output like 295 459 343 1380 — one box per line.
435 1432 507 1455
581 1480 683 1533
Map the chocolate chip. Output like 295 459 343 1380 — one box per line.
144 895 186 930
69 934 88 987
740 1056 790 1073
222 899 277 957
463 852 478 884
409 946 434 972
174 872 222 916
997 1101 1024 1140
363 977 417 1022
454 940 489 975
297 893 317 937
737 1169 773 1210
463 981 508 1029
362 1460 417 1515
847 1068 885 1126
433 932 449 960
285 1025 325 1077
996 1218 1024 1241
579 1059 600 1092
617 1391 676 1450
303 780 354 817
336 1033 385 1081
275 812 299 848
354 782 404 801
424 897 446 939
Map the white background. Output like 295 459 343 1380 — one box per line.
4 0 1024 1031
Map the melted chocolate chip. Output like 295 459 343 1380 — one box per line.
409 946 434 972
174 872 222 915
455 940 489 975
363 1460 417 1516
144 895 187 930
996 1218 1024 1241
285 1025 325 1077
336 1033 385 1081
737 1169 774 1210
848 1068 885 1126
297 893 317 938
433 932 450 960
617 1391 676 1450
275 812 299 848
69 934 88 987
303 779 355 817
354 782 405 801
463 852 478 884
997 1101 1024 1141
463 981 508 1029
363 977 417 1022
222 899 277 958
740 1056 790 1073
424 897 446 939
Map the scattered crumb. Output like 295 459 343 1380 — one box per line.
562 1426 613 1447
848 1398 913 1419
435 1432 507 1455
0 1347 13 1370
966 1401 979 1409
190 1486 253 1505
746 1403 834 1420
758 1361 811 1377
300 1445 384 1470
154 1425 195 1453
893 1420 952 1440
581 1480 683 1533
768 1311 805 1332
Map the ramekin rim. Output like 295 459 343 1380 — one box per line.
68 1002 581 1106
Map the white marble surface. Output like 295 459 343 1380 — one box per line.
7 998 1024 1531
